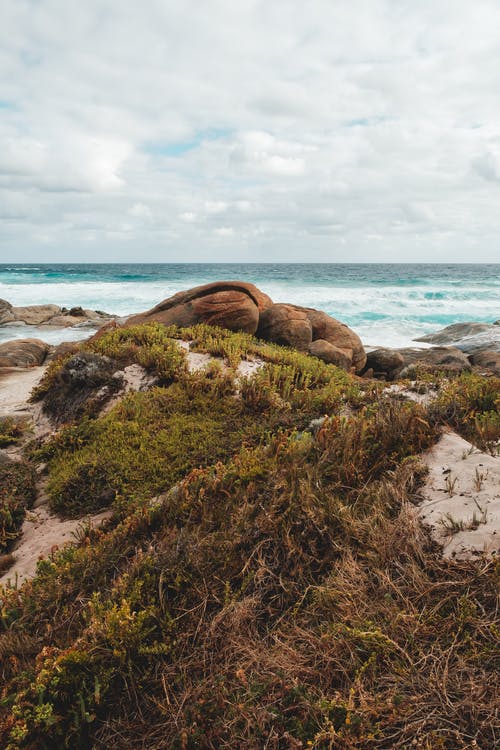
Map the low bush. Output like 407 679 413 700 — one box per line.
0 459 37 551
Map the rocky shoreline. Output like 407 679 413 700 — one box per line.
1 281 499 376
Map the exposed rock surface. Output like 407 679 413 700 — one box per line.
257 303 312 351
397 346 471 375
303 308 366 372
0 299 14 325
0 339 50 368
469 350 500 374
364 348 405 380
12 304 61 325
308 339 351 370
0 300 112 329
256 303 366 371
126 281 273 334
415 322 500 354
126 282 366 373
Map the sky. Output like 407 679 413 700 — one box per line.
1 0 500 263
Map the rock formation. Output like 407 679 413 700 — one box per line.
126 281 367 373
0 339 50 368
0 299 112 329
126 281 272 334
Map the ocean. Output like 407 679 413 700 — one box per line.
0 263 499 348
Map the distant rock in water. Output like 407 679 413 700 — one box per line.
126 280 367 373
0 299 112 329
414 322 500 353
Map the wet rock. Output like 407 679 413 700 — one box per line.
0 339 50 368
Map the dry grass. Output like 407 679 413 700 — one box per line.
0 325 498 750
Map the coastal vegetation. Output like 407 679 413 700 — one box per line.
0 323 499 749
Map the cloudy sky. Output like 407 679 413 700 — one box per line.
1 0 500 263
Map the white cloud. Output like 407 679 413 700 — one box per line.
1 0 500 261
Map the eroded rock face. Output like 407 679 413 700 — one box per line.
0 339 50 368
126 281 272 334
257 304 313 351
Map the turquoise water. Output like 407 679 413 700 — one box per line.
0 264 498 347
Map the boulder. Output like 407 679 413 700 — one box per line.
308 339 351 370
414 322 500 354
469 350 500 374
257 304 313 351
126 281 272 334
0 339 50 368
364 348 405 380
11 304 61 325
397 346 471 376
0 299 14 325
303 308 366 372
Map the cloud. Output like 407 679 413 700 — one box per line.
1 0 500 261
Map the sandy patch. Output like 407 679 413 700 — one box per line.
0 366 46 417
0 501 112 588
383 382 438 406
418 431 500 560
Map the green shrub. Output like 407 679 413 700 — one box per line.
0 460 37 551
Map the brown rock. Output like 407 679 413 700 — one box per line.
365 348 405 379
397 346 471 375
0 339 50 368
50 341 82 361
257 304 313 351
469 350 500 374
308 339 351 370
126 281 272 334
303 308 366 373
0 299 14 325
11 304 61 325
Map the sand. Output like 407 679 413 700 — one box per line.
0 365 112 588
418 431 500 560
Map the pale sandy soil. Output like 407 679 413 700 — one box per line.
0 364 111 588
418 431 500 560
